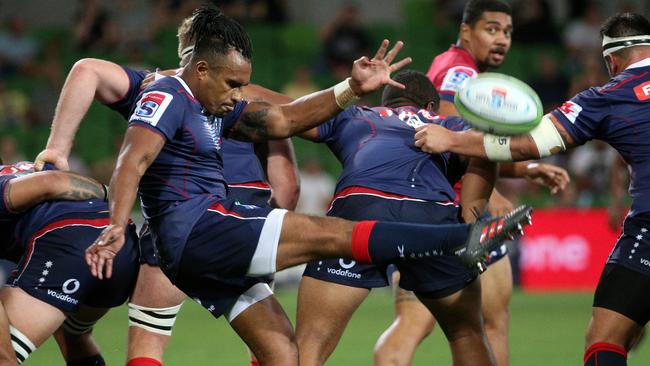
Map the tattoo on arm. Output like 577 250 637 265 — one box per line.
230 103 271 142
52 173 105 201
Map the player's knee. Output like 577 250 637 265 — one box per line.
128 302 183 337
10 325 36 365
66 354 106 366
62 315 98 336
256 341 298 366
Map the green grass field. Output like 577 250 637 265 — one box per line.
25 289 650 365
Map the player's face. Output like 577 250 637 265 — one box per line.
201 50 252 116
465 12 513 70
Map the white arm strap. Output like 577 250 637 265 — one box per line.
529 115 565 157
483 134 512 161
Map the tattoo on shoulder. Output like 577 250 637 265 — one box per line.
231 102 271 142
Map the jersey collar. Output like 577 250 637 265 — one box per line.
626 57 650 70
172 75 195 98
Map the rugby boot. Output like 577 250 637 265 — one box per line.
454 205 532 272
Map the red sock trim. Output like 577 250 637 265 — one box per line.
584 342 627 363
126 357 163 366
351 221 376 263
250 361 260 366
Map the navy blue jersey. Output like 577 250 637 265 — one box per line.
127 76 247 216
110 66 267 186
551 59 650 216
317 105 469 202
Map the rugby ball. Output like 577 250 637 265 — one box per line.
454 73 542 135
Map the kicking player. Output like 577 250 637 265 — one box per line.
85 6 530 366
0 161 139 365
414 12 650 366
34 15 298 366
375 1 519 364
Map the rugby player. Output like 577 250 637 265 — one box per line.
86 6 530 366
295 69 497 366
375 2 525 364
0 162 139 365
34 13 298 366
414 11 650 366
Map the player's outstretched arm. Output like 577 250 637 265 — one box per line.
414 114 576 162
5 171 107 212
85 126 165 280
229 40 411 142
266 139 300 210
35 58 131 171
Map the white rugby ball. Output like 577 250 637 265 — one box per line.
454 72 542 135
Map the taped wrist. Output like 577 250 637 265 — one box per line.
333 78 360 109
483 134 513 161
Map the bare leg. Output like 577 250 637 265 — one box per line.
0 287 67 363
127 264 187 363
480 257 512 366
417 278 495 366
0 301 16 366
54 305 109 363
374 271 435 366
586 307 642 352
296 276 370 366
230 296 298 366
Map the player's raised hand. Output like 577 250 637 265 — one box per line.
349 40 412 95
524 162 570 194
34 149 70 171
85 224 125 280
414 124 454 154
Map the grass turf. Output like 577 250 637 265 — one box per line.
25 289 650 365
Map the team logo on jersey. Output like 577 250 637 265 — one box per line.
0 162 34 176
634 81 650 101
558 101 583 123
419 109 440 121
440 66 477 92
131 91 174 127
379 109 394 117
399 110 425 129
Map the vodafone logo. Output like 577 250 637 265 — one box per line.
520 235 590 272
634 81 650 101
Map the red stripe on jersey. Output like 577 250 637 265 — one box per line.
601 71 649 93
15 218 111 283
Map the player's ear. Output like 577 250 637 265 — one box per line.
459 23 471 43
195 60 210 80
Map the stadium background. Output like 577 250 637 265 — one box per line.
0 0 649 364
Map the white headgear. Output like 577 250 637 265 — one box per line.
602 34 650 56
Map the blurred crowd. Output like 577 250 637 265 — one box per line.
0 0 643 219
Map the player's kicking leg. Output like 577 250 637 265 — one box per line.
373 271 435 366
295 276 370 365
125 264 186 366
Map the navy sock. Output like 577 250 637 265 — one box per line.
584 343 627 366
351 221 470 264
67 354 106 366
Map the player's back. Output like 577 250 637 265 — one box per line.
317 105 467 202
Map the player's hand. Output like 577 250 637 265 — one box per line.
607 204 626 232
85 224 125 280
414 124 453 154
524 162 570 194
34 149 70 171
349 40 412 95
488 190 514 217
